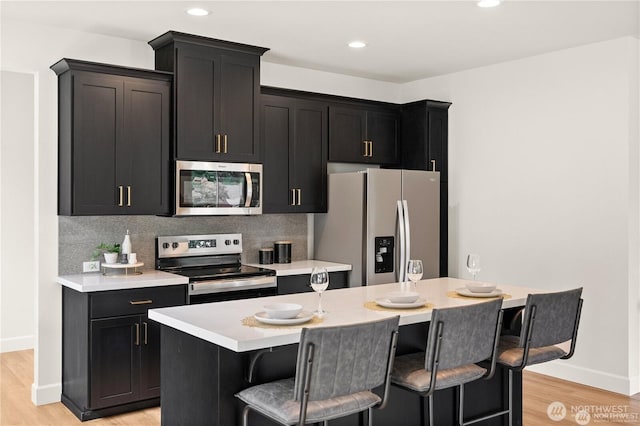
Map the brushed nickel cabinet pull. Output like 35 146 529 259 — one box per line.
431 159 436 171
368 141 373 157
118 186 124 207
127 186 131 207
129 300 153 305
135 323 140 346
291 188 296 206
297 188 301 206
363 140 368 157
143 322 148 345
215 134 221 153
223 134 228 153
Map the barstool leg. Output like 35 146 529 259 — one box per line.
508 369 513 426
428 394 434 426
458 384 465 426
242 405 251 426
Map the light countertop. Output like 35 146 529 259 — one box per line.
149 277 540 353
57 270 188 292
246 260 351 276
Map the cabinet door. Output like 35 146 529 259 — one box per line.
90 316 139 409
292 100 327 212
121 78 171 214
277 272 348 295
175 46 219 160
72 73 123 214
428 107 448 182
329 106 367 163
139 316 161 400
262 95 294 213
367 110 399 165
219 53 261 162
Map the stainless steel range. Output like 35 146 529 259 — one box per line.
155 233 276 304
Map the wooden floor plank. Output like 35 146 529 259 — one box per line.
1 349 638 425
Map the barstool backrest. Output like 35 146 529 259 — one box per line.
425 299 503 371
519 287 583 348
293 316 400 401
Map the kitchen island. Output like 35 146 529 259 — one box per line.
149 278 538 425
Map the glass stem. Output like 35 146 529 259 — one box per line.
318 292 323 314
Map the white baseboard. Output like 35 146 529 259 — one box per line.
31 382 61 406
0 335 34 353
527 361 636 396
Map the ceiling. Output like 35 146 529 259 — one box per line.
2 0 639 83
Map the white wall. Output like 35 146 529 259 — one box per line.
0 71 36 353
400 37 640 395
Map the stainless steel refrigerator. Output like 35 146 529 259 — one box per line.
314 169 440 286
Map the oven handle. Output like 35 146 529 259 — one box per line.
188 276 277 295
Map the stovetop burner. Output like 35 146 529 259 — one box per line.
176 264 275 281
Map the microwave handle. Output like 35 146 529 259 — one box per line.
245 172 253 207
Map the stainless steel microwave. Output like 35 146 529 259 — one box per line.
175 161 262 216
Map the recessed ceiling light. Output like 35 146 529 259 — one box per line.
478 0 501 7
186 8 210 16
348 41 366 48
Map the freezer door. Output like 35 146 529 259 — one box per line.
366 169 402 285
402 170 440 279
314 172 366 286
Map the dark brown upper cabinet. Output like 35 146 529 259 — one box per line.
261 93 328 213
149 31 269 163
329 104 399 165
400 100 451 181
51 59 172 216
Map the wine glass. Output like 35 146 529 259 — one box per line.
310 267 329 316
467 254 481 280
407 259 423 291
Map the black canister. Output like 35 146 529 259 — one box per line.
259 248 274 265
274 241 292 263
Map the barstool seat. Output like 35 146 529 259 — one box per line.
392 352 487 393
236 316 400 426
237 377 382 424
497 335 567 368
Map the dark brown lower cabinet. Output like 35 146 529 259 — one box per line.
62 285 186 421
276 271 348 295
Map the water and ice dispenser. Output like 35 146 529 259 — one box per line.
374 236 394 273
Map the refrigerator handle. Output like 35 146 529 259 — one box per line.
403 199 411 268
397 200 406 283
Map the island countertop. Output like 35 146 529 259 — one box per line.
149 277 540 352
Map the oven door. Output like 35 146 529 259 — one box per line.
187 275 276 304
176 160 262 216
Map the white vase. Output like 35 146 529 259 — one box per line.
103 252 118 264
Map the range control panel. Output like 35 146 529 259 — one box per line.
157 233 242 258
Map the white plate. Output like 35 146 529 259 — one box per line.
375 298 428 309
455 288 503 298
254 310 314 325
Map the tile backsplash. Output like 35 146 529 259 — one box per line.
59 214 307 275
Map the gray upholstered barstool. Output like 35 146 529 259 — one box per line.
390 299 504 426
235 316 400 426
484 287 583 425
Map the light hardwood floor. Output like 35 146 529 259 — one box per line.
1 350 638 425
